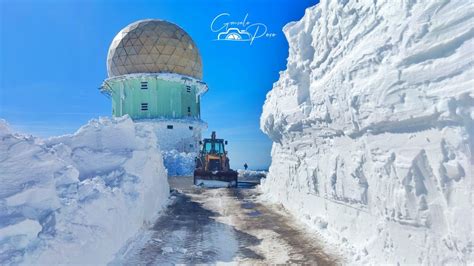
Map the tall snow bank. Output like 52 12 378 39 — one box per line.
260 0 473 264
0 116 169 264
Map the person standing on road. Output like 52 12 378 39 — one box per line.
244 163 248 170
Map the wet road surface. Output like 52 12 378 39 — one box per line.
112 176 339 265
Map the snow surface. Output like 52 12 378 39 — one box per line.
237 169 267 183
162 150 196 176
0 116 169 264
260 0 473 264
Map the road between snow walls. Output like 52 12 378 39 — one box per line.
0 116 169 264
111 176 340 264
260 0 473 264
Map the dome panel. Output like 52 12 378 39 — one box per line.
107 19 202 79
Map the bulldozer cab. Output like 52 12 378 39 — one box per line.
202 139 225 155
200 131 227 155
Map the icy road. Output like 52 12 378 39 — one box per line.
112 176 339 264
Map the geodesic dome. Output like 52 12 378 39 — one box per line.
107 19 202 79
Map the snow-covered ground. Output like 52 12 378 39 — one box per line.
261 0 473 264
0 116 169 264
237 169 267 183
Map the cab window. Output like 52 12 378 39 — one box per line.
203 141 224 154
204 142 212 152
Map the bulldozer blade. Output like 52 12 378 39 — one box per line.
193 169 238 188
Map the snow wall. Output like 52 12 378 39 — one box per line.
260 0 473 264
162 150 196 176
0 116 169 264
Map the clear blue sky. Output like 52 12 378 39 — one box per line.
0 0 317 170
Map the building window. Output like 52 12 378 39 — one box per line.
189 126 193 130
141 103 148 111
189 144 193 148
187 107 191 116
141 81 148 89
167 125 173 129
186 86 191 93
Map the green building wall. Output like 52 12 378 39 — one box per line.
105 76 201 120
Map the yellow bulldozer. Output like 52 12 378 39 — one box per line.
194 131 238 187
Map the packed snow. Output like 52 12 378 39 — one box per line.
162 150 196 176
237 169 267 183
0 116 169 264
260 0 473 264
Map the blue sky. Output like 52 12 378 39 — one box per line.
0 0 317 170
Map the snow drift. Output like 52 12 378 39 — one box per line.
237 169 267 183
162 150 196 176
0 116 169 264
260 0 473 264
